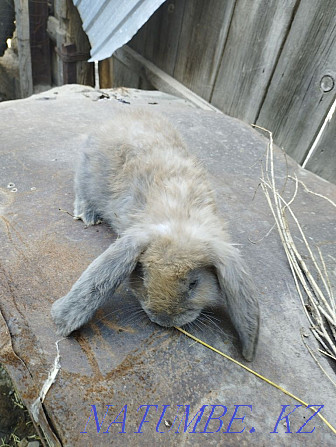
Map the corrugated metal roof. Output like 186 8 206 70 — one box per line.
73 0 166 61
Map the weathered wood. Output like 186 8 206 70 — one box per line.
65 0 94 86
98 58 113 89
110 56 142 89
173 0 235 101
256 0 336 165
51 0 94 86
14 0 33 97
79 0 336 183
304 101 336 183
130 0 186 76
210 0 298 122
124 0 187 88
29 0 51 86
114 46 221 112
52 0 67 85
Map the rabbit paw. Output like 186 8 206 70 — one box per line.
73 198 101 226
51 294 89 336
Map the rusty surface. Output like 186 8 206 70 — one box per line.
0 85 335 446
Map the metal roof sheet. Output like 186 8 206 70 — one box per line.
73 0 166 61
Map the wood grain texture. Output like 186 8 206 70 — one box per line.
173 0 235 101
97 0 336 183
51 0 94 86
114 46 220 111
256 0 336 164
304 108 336 183
65 0 94 86
29 0 51 86
210 0 298 122
14 0 33 97
98 58 113 88
130 0 186 76
109 56 142 89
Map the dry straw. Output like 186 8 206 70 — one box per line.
251 124 336 366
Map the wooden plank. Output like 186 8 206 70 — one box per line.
98 58 114 88
110 56 142 89
52 0 67 85
98 54 154 90
304 101 336 183
256 0 336 164
14 0 33 97
211 0 298 122
173 0 235 101
130 0 187 76
114 45 221 111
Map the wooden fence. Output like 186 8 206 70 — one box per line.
102 0 336 183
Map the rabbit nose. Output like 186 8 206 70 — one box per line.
154 312 174 327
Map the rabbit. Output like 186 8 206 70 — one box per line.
51 108 260 361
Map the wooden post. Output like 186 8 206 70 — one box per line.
98 58 113 88
14 0 33 97
29 0 51 86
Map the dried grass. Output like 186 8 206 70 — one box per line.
251 124 336 376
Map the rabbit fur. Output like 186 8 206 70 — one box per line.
51 108 260 361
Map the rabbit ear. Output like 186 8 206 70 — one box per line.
211 241 260 361
51 230 149 336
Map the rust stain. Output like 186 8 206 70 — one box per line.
60 370 112 397
74 332 104 380
88 322 116 357
94 313 136 334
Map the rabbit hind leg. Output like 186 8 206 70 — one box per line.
73 195 102 226
73 152 102 226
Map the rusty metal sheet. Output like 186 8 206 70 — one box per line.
0 85 335 446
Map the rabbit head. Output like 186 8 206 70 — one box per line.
129 234 220 328
128 225 259 361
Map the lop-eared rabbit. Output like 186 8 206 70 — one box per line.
51 109 259 361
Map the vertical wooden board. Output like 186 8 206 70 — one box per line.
211 0 297 122
173 0 235 101
98 58 114 88
304 108 336 184
110 56 141 89
129 18 148 56
29 0 51 86
256 0 336 164
53 0 67 85
14 0 33 97
130 0 186 76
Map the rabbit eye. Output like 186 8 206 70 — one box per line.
188 279 198 291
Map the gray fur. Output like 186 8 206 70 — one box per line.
51 231 149 336
51 109 260 360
